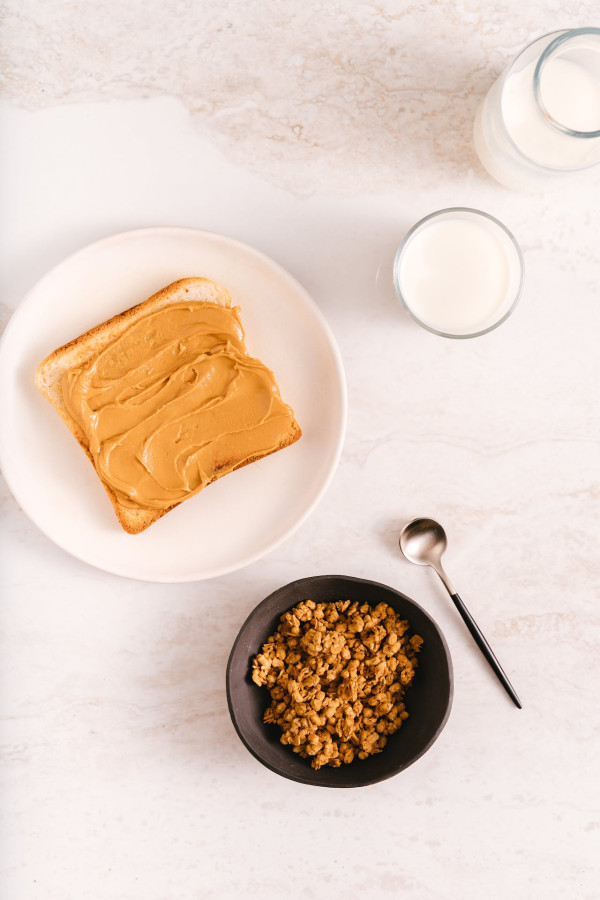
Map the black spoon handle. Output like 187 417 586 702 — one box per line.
451 592 522 709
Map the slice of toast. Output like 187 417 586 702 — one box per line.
35 277 301 534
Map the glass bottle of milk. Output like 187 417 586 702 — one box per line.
474 28 600 190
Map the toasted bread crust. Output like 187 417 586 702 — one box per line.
35 278 301 534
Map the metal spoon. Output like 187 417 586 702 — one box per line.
399 517 522 709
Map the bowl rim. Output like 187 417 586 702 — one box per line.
226 574 454 788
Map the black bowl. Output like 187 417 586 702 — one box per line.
226 575 453 787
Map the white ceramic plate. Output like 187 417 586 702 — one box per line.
0 228 346 582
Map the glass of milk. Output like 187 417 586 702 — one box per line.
474 27 600 190
393 208 524 339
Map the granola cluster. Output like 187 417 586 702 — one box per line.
251 598 423 770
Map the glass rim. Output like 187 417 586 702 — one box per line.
393 207 525 340
534 27 600 139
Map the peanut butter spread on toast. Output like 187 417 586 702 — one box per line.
62 302 299 510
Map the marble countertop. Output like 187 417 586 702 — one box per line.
1 2 599 898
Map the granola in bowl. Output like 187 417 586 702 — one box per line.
251 598 423 770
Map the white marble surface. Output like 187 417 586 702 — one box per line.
1 2 599 898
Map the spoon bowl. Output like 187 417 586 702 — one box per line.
399 518 448 568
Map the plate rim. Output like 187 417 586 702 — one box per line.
0 226 347 582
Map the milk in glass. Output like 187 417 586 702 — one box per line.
394 209 523 338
